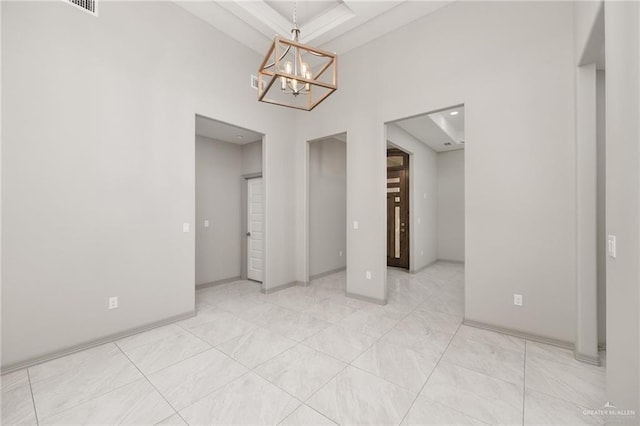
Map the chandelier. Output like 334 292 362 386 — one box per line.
257 5 337 111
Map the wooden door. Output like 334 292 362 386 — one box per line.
247 177 264 282
387 149 409 269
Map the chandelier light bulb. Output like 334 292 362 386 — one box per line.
305 70 311 91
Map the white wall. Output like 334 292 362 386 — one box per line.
386 125 438 271
437 150 465 262
1 1 296 369
242 141 263 176
195 136 242 285
308 138 346 278
295 1 577 340
605 0 640 416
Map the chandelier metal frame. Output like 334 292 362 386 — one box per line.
257 29 337 111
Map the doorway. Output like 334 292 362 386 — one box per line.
306 133 347 283
384 105 465 275
246 176 264 282
194 115 264 288
387 148 410 269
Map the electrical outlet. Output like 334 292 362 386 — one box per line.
108 297 118 310
365 271 372 280
204 220 209 228
513 294 523 307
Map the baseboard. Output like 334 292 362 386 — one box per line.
463 319 574 350
1 310 196 375
574 351 602 366
410 260 438 274
261 281 303 294
404 259 464 274
387 266 410 273
436 259 465 264
196 276 241 290
345 292 387 306
309 267 346 282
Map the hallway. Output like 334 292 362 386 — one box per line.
2 263 606 425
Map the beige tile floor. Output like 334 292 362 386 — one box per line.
1 262 608 425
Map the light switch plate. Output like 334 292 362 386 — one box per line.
108 297 118 310
183 223 190 233
204 220 209 228
353 221 359 230
365 271 372 280
607 235 616 258
513 294 523 307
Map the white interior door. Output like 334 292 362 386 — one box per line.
247 177 264 282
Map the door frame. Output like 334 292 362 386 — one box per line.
241 173 263 282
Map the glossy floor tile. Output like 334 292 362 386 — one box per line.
442 334 525 386
178 372 299 425
379 314 455 359
264 310 332 342
402 396 487 425
119 332 211 376
255 344 346 400
352 340 439 392
40 378 173 425
217 327 297 369
420 361 523 425
455 324 525 352
29 344 142 419
523 389 602 425
525 352 606 409
0 262 608 425
306 366 416 426
279 404 337 425
302 324 378 363
155 413 188 425
1 370 37 425
147 348 248 410
182 311 257 346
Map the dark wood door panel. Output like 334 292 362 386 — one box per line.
387 150 409 269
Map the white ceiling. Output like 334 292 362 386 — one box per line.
393 105 465 152
174 1 453 56
195 115 263 144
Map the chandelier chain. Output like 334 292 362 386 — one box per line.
293 1 297 28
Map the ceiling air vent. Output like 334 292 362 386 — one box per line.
66 0 97 16
444 142 452 146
